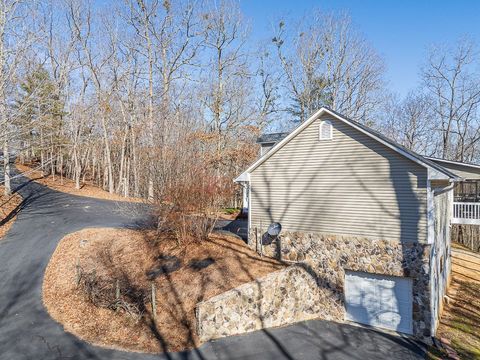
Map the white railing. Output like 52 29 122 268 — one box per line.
453 202 480 225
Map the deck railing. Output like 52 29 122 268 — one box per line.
453 202 480 225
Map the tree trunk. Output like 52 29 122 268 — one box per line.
73 146 80 190
51 142 55 181
3 139 10 196
100 114 114 193
60 151 64 185
131 129 139 197
117 125 128 194
125 157 130 198
40 128 45 176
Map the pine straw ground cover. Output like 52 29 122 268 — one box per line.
43 228 285 353
16 163 142 202
0 186 22 239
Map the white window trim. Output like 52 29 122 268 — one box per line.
319 120 333 140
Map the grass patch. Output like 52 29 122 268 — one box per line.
223 207 240 215
436 279 480 360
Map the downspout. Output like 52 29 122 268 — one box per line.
426 170 437 338
241 182 249 215
234 172 251 244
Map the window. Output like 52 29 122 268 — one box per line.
319 120 333 140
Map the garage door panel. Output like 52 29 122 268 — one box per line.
344 277 363 305
345 304 370 323
377 285 394 303
362 292 377 309
397 300 412 330
376 309 396 329
345 271 413 334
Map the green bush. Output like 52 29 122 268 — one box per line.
224 207 240 215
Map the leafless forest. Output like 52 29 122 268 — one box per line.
1 0 480 213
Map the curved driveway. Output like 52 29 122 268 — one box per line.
0 170 426 360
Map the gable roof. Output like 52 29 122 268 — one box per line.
426 156 480 170
426 156 480 180
235 107 461 182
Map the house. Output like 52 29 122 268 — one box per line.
427 157 480 201
235 107 480 341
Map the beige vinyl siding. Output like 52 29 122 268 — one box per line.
429 160 480 179
250 115 428 243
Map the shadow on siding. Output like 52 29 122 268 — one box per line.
247 117 430 338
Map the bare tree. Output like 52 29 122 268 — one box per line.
0 1 395 212
380 92 438 155
272 11 385 123
422 39 480 161
201 0 258 171
0 0 37 195
254 46 281 129
125 0 202 199
66 0 119 193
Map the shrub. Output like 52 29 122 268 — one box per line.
154 163 234 244
77 267 149 319
75 250 150 320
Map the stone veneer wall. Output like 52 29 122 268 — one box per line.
196 265 323 342
249 229 433 339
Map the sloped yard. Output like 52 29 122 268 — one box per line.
434 245 480 360
0 186 22 239
16 163 142 202
43 228 285 353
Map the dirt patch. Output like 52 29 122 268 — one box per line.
436 279 480 359
0 186 22 239
436 256 480 360
452 241 472 251
16 163 142 203
43 228 285 353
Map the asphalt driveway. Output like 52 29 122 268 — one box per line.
0 168 426 360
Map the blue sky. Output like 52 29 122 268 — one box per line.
240 0 480 96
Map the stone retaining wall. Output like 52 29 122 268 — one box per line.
196 265 323 342
249 229 433 339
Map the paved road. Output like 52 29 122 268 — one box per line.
0 169 426 360
215 218 248 241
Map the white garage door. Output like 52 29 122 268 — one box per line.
345 271 413 334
